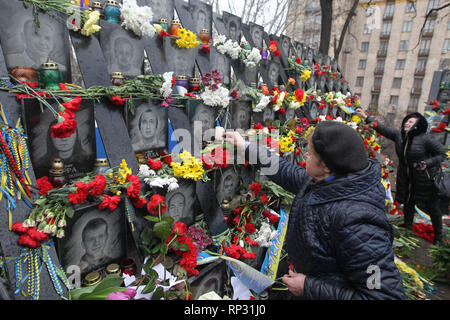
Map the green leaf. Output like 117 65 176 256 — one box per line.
77 287 127 300
160 243 168 255
153 221 171 240
141 281 156 295
174 242 189 252
65 206 75 219
145 215 160 223
151 287 164 300
161 216 174 226
140 227 154 244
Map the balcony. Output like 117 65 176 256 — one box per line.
411 87 422 94
383 13 393 21
414 69 425 77
374 69 384 75
377 50 387 57
371 86 381 92
380 32 391 39
422 30 434 38
418 49 429 57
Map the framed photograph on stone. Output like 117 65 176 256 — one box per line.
127 99 168 153
231 100 252 131
222 11 242 42
164 180 196 226
99 21 145 78
189 0 213 35
264 60 281 88
56 202 131 278
0 1 71 81
252 106 275 127
211 47 231 87
248 23 264 49
188 260 226 300
164 38 197 77
215 167 241 206
22 98 96 180
188 100 218 147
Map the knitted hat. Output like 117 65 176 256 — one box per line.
311 121 369 175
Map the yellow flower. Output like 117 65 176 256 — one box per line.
171 152 204 181
356 99 361 106
175 28 200 49
304 126 315 139
351 115 361 124
118 159 131 184
81 10 101 36
446 150 450 159
301 69 312 82
280 136 294 153
395 259 424 290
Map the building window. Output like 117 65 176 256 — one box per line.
358 59 367 70
374 77 383 90
375 59 385 72
406 1 416 13
443 39 450 53
356 77 364 87
416 58 427 73
419 39 431 55
427 0 439 13
423 19 435 34
440 58 450 70
408 95 420 112
381 22 392 36
393 77 402 88
399 40 409 51
384 3 395 18
370 94 380 109
403 21 412 32
390 95 399 107
366 6 375 16
413 78 423 89
363 24 372 34
361 41 369 52
378 40 388 55
396 59 406 70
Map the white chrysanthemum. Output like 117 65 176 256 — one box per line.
254 222 277 248
214 34 227 46
139 165 156 177
160 72 174 98
334 116 343 122
121 0 156 38
253 94 270 112
167 182 179 192
200 85 230 109
244 47 261 68
289 101 301 110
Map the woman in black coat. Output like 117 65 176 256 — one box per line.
224 121 405 300
356 109 446 244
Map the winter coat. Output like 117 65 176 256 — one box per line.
366 113 445 205
246 143 406 300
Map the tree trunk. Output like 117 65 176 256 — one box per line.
319 0 333 56
334 0 359 61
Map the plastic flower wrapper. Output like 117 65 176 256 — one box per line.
120 0 156 38
160 72 174 98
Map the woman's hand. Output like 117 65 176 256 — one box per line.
356 108 368 120
224 131 246 150
420 161 427 171
282 270 306 297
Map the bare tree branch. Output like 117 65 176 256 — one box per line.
334 0 359 61
413 2 450 50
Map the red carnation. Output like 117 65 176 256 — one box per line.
18 235 41 248
131 196 147 208
296 58 301 64
253 123 264 130
12 222 28 234
276 108 286 116
260 193 269 204
245 223 256 234
160 29 170 40
249 182 262 195
36 176 54 196
111 96 126 107
432 122 446 133
173 222 188 235
273 49 281 57
201 45 210 54
160 150 173 165
147 194 167 215
242 252 257 259
148 158 163 171
212 146 231 167
99 194 121 211
51 118 77 139
88 174 107 196
27 227 49 242
201 154 214 170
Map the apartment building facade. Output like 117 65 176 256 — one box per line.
286 0 450 125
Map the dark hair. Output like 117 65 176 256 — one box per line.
82 218 108 242
138 108 159 132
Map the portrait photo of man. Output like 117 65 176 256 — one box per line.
23 99 96 180
250 25 263 49
231 101 251 130
0 5 70 79
228 20 239 42
190 102 217 147
213 51 230 86
58 205 126 276
100 24 145 78
128 100 168 153
267 61 280 88
216 168 240 205
139 0 174 22
164 181 195 225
